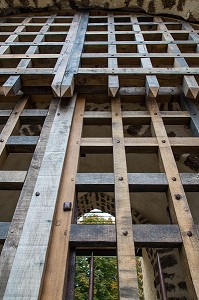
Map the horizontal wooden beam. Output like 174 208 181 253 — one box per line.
6 136 39 153
0 171 26 189
70 224 182 248
76 173 199 192
0 222 10 244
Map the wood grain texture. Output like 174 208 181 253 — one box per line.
3 95 76 299
112 96 139 299
0 99 58 298
40 95 85 299
147 96 199 299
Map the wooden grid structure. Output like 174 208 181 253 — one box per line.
0 9 199 300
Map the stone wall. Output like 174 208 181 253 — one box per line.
0 0 199 22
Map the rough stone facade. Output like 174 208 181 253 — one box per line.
0 0 199 21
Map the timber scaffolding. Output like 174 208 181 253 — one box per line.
0 9 199 300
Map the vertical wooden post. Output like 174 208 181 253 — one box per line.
41 95 86 299
147 96 199 299
112 97 139 299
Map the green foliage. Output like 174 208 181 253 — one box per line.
74 213 144 300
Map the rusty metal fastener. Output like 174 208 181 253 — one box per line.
154 112 157 115
162 140 166 143
187 231 193 237
115 113 118 116
35 192 40 196
63 202 72 211
119 177 123 181
175 194 181 200
123 230 128 236
172 177 177 181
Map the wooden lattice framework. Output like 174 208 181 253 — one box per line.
0 9 199 299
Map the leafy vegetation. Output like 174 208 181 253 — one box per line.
74 213 144 299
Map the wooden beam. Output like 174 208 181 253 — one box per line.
0 223 10 244
0 171 26 189
60 12 89 97
180 96 199 137
3 76 22 96
155 16 199 99
108 13 119 97
51 12 88 97
112 96 139 299
70 224 183 248
3 95 76 299
0 99 58 298
0 97 28 168
147 96 199 299
75 173 199 192
40 95 85 299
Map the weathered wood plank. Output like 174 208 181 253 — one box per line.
0 97 28 167
41 95 85 299
75 173 199 192
180 96 199 137
0 99 58 298
6 136 39 153
0 171 26 189
51 12 85 97
3 95 76 299
112 96 139 299
147 96 199 299
70 224 183 248
59 12 89 97
155 16 199 99
0 223 10 244
108 13 119 97
131 15 159 97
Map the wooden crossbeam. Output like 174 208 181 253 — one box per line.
180 96 199 137
155 16 199 99
51 12 88 97
0 223 10 244
3 95 76 299
0 171 26 189
0 97 28 168
70 224 183 248
146 96 199 299
3 15 56 96
108 13 119 97
75 173 199 193
131 15 159 97
112 97 139 299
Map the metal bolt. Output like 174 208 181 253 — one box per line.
0 139 4 142
123 230 128 236
172 177 177 181
35 191 40 196
57 113 60 116
115 113 118 116
162 140 166 143
119 177 123 181
193 112 196 116
63 202 72 211
15 112 18 115
76 141 79 144
117 140 120 143
187 231 193 237
154 112 157 115
175 194 181 200
71 177 74 181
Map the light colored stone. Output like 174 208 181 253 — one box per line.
0 0 199 21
